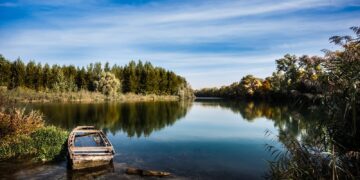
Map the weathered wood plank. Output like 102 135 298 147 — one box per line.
68 126 115 170
71 147 112 151
74 152 113 155
73 130 101 133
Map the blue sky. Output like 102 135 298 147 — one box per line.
0 0 359 89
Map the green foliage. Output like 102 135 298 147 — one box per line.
240 75 263 96
30 126 68 161
95 72 121 96
120 60 188 95
51 70 77 92
0 57 191 98
0 127 68 161
42 63 51 90
8 58 26 89
0 55 11 86
0 135 34 159
0 93 68 161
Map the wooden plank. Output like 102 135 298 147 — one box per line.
73 130 100 133
75 132 99 138
75 126 95 129
71 147 112 152
73 152 113 155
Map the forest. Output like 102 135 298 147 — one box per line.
0 57 192 97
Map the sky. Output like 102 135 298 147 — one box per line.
0 0 359 89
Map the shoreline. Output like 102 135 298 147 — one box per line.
1 88 182 103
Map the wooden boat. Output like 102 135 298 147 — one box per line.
68 126 115 170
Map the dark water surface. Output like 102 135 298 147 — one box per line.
0 100 324 179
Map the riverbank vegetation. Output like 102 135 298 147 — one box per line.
0 59 194 102
195 27 360 105
0 94 68 161
1 86 179 103
197 26 360 179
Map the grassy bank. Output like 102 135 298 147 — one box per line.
0 97 68 161
0 126 68 161
1 86 180 103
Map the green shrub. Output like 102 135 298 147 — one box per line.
0 126 68 161
31 126 68 161
0 135 34 159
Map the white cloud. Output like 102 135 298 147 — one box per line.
0 0 359 88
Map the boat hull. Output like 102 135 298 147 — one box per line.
71 155 113 170
68 126 115 170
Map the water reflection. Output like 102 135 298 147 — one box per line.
196 99 326 138
30 100 326 139
9 99 334 179
31 101 192 137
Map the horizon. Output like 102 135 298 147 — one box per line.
1 0 360 89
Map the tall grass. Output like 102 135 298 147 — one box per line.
0 92 68 161
2 87 179 103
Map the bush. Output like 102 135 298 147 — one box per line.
0 126 68 161
31 126 68 161
0 108 44 137
0 93 68 161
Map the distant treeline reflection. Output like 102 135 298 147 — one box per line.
197 99 327 137
30 101 192 137
32 100 327 138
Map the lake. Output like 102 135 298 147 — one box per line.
0 99 324 179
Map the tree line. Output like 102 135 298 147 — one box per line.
196 27 360 179
0 57 191 96
195 26 360 104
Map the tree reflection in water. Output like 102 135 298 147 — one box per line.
30 99 359 178
31 101 193 137
196 99 360 179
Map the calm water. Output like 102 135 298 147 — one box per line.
0 99 324 179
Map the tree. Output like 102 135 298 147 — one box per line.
94 72 121 96
86 63 96 91
136 61 145 94
325 26 360 135
240 75 263 96
76 67 87 90
42 64 51 90
276 54 299 89
50 65 76 92
167 71 179 95
297 55 325 93
0 55 10 86
159 69 168 94
34 63 43 91
8 58 26 89
123 61 138 93
25 61 36 89
104 62 110 72
93 62 102 76
111 64 123 82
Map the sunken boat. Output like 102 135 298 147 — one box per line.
68 126 115 170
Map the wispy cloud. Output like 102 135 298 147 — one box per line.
0 0 359 88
